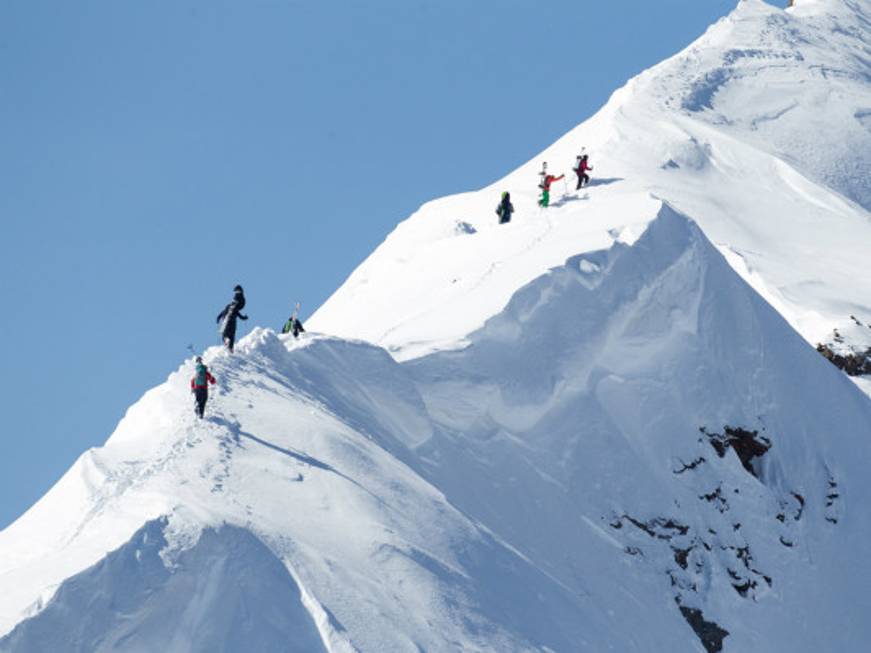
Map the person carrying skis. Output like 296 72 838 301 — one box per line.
282 314 305 338
574 153 593 189
538 172 564 208
216 285 248 353
190 356 217 419
495 191 514 224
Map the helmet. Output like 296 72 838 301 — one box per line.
502 191 509 199
195 356 203 363
234 285 243 292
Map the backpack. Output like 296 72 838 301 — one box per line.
195 364 208 387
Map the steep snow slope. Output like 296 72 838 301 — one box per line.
309 0 871 365
1 208 870 652
406 207 871 652
0 332 627 652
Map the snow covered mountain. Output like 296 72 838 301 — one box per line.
309 0 871 376
2 1 870 651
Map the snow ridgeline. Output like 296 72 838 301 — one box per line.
308 0 871 379
1 206 870 652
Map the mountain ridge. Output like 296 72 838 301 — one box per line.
2 206 870 651
2 1 871 650
309 0 871 373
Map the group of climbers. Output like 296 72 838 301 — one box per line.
495 151 594 221
193 152 596 416
190 286 306 419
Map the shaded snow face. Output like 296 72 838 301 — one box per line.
405 206 871 653
0 520 328 653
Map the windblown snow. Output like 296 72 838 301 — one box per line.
2 1 870 652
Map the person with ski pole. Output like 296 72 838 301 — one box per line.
574 153 593 189
190 356 217 419
495 191 514 224
216 285 248 353
538 169 564 208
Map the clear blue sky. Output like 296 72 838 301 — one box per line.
0 0 764 528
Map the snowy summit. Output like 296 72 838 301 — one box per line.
1 1 870 651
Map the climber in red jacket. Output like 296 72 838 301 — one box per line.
574 153 594 189
538 172 565 208
190 357 217 419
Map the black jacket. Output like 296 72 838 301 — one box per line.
496 196 514 222
217 291 248 339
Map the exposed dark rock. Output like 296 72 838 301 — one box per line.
826 491 840 506
699 485 729 513
718 543 770 599
727 569 757 597
825 475 841 524
816 342 871 376
791 493 805 520
673 546 692 570
674 457 707 474
621 515 689 540
700 426 772 478
677 603 729 653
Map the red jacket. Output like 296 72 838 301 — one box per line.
575 159 592 174
541 174 564 190
191 371 217 390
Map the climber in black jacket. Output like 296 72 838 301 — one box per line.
217 285 248 353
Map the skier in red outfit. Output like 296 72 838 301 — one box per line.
574 153 593 189
190 357 217 419
538 171 564 208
